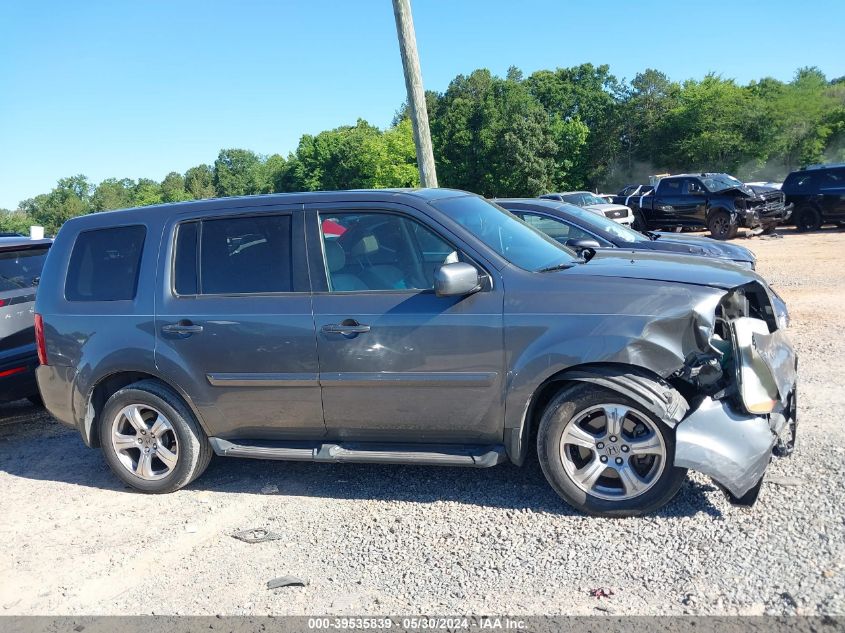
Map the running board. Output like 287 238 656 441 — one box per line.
208 438 506 468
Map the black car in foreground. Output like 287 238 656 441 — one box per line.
0 236 52 403
495 198 758 269
781 163 845 231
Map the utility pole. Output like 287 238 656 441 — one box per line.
392 0 438 188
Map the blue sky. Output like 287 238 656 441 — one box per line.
1 0 843 209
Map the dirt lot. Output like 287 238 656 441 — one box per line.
1 227 844 616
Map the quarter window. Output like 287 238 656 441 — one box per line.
66 226 146 301
174 215 293 295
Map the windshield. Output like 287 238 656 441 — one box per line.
562 192 606 207
560 204 649 244
431 196 578 271
0 246 50 291
701 174 744 192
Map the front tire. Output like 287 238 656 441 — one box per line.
98 379 212 493
632 209 647 232
707 210 738 240
537 383 687 517
795 205 822 232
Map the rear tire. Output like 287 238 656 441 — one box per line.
537 383 687 517
98 379 212 493
707 210 738 240
795 205 822 232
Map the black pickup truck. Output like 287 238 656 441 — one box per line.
626 173 792 239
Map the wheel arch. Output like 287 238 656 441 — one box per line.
705 205 734 224
505 362 689 466
82 370 210 448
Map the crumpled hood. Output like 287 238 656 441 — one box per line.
719 185 761 199
650 232 756 263
560 249 764 290
583 203 631 214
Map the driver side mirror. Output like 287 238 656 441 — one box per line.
434 262 481 297
565 238 601 252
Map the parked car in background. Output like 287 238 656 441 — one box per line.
36 190 797 516
540 191 634 227
781 163 845 231
495 198 758 269
627 173 792 239
611 184 655 208
0 236 52 404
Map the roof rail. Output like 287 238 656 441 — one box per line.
803 162 845 170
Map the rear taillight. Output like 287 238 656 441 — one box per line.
34 313 48 365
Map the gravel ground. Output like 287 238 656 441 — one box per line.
0 226 843 616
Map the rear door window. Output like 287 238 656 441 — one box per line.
0 246 50 291
174 214 293 295
65 226 146 301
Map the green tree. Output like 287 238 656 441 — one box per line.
92 178 135 211
752 68 843 174
377 118 419 188
617 69 681 177
0 209 34 235
526 64 624 188
263 154 291 193
431 69 567 196
292 119 416 191
653 74 767 174
213 149 266 197
161 171 191 203
184 164 216 199
132 178 163 207
21 175 92 234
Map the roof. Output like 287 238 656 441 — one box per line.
0 237 53 250
494 198 577 212
800 163 845 171
65 188 471 224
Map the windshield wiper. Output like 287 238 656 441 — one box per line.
645 231 660 240
538 260 580 272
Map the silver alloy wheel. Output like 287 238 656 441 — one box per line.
559 403 666 501
111 404 179 481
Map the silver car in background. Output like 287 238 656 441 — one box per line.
0 236 52 404
541 191 635 227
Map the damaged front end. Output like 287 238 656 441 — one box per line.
670 281 797 505
733 187 794 231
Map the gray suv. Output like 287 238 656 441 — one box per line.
35 189 798 516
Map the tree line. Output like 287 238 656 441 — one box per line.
3 64 843 235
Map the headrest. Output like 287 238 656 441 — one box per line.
350 235 379 256
324 240 346 273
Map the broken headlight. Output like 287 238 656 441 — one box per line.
768 287 790 329
730 317 779 414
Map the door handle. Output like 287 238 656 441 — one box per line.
321 320 371 335
162 321 204 335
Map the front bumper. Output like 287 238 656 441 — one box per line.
740 203 794 229
674 332 798 503
675 395 795 500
